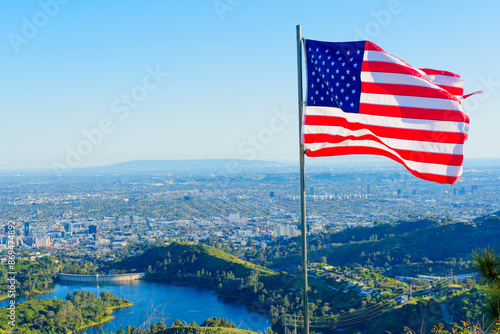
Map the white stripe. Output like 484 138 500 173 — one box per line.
361 70 462 100
303 125 464 155
304 106 469 134
304 140 463 177
361 72 434 88
426 74 464 88
364 50 463 92
360 93 461 111
364 50 408 66
364 50 428 78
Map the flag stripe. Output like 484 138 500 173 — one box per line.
427 75 464 88
305 140 463 176
303 133 464 166
420 68 461 78
305 106 469 133
360 72 463 93
304 115 467 144
364 49 464 89
362 60 459 97
360 71 463 99
359 103 470 123
360 93 461 111
303 125 462 156
306 145 461 184
362 82 459 102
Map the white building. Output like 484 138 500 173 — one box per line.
229 213 241 222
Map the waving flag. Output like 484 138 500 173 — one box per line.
302 39 470 184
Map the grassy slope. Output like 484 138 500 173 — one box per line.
159 326 259 334
273 216 500 271
111 242 275 277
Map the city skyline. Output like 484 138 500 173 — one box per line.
1 1 499 170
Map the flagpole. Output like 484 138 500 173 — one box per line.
296 24 309 334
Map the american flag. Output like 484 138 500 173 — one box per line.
302 39 470 184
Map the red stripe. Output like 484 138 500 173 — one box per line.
362 61 438 89
305 146 460 184
304 115 467 144
361 82 459 102
359 103 470 123
362 62 463 98
436 85 463 97
420 68 461 78
365 41 384 52
363 44 461 80
303 133 464 166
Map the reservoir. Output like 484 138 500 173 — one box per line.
0 281 271 333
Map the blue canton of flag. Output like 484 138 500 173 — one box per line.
305 40 365 113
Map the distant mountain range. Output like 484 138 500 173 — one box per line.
97 157 500 173
4 157 499 174
99 159 295 173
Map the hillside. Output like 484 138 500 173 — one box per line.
156 327 260 334
109 242 275 278
0 290 131 334
270 215 500 277
359 286 491 334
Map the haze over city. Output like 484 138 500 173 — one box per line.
1 2 500 333
1 1 499 170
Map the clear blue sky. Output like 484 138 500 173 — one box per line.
0 0 498 169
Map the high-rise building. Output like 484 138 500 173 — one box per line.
89 225 97 235
35 236 51 248
274 224 297 237
270 191 274 198
366 183 371 195
64 223 73 235
24 222 30 236
309 186 315 196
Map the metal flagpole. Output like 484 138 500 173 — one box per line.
296 24 309 334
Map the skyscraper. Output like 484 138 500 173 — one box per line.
89 225 97 235
64 223 73 235
24 222 30 236
309 186 315 196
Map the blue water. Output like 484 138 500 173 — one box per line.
1 281 270 333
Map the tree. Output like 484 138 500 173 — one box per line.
473 247 500 319
320 256 327 264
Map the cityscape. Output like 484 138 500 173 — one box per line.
2 161 499 258
1 1 500 333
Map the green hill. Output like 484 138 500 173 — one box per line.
156 327 260 334
271 215 500 277
0 290 131 334
110 242 275 278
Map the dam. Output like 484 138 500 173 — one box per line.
57 272 144 283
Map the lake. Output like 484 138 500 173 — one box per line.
0 281 271 333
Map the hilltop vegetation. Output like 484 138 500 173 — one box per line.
358 286 490 333
0 290 131 333
0 257 58 300
108 241 275 277
114 317 268 334
263 216 500 277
